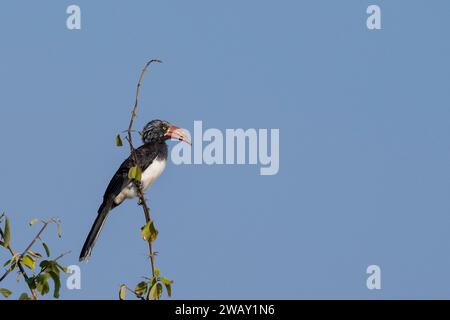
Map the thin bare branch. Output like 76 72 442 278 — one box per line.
53 250 71 262
0 268 12 282
20 218 57 258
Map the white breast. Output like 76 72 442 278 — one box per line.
141 158 167 191
114 158 167 204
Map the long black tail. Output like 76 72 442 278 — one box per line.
79 200 113 261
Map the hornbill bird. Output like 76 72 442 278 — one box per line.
79 119 191 262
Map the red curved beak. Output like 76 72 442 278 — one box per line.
164 125 191 145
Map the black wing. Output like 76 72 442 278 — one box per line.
101 143 165 204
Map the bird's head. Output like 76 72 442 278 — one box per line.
142 119 191 145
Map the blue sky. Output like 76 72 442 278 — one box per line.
0 0 450 299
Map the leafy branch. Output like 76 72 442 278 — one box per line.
115 60 173 300
0 214 69 300
126 59 161 279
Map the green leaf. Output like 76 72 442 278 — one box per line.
4 217 10 247
9 262 17 272
18 293 31 300
164 283 172 297
140 223 151 241
119 285 127 300
115 134 123 147
3 259 11 267
128 166 142 181
41 281 50 296
29 219 38 227
136 168 142 181
156 283 163 300
0 288 12 298
154 268 160 278
40 260 58 273
35 274 50 296
134 281 148 298
160 276 173 297
27 250 42 259
128 166 136 179
149 222 158 241
21 255 36 270
141 221 158 242
160 276 173 285
26 276 36 290
42 242 51 257
47 271 61 298
7 254 20 273
148 282 158 300
150 276 157 288
57 223 62 238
